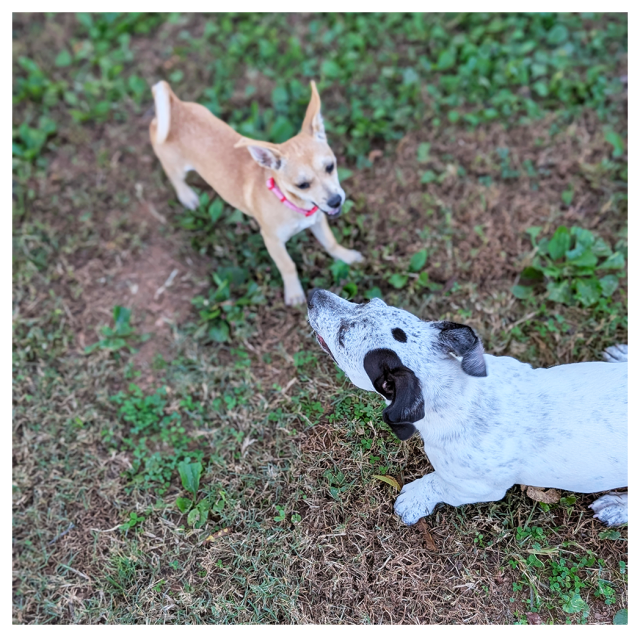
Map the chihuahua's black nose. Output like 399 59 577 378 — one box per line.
327 194 342 209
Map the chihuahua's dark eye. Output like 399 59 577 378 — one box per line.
326 163 334 174
297 181 310 189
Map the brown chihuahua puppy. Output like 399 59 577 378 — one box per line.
149 80 363 305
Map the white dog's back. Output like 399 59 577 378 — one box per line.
495 358 628 493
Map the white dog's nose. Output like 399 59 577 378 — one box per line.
306 288 322 309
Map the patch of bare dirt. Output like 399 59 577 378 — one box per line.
25 109 214 382
73 208 209 372
350 111 626 289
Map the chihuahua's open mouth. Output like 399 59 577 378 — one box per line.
314 203 342 217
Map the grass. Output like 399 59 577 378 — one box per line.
13 12 627 624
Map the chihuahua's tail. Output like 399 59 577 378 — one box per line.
152 81 172 144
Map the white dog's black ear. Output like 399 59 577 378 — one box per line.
434 321 487 377
363 348 425 441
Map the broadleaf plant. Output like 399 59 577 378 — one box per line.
512 226 626 307
84 306 151 354
178 460 202 498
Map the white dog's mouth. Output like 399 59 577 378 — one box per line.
316 334 336 361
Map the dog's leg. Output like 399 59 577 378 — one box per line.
602 344 628 363
152 146 200 211
394 472 507 525
161 160 200 211
590 492 628 527
310 213 364 265
261 233 305 306
394 473 447 525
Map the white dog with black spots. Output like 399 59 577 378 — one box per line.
307 290 628 527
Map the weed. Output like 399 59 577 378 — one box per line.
613 609 628 625
120 510 145 532
190 273 264 343
12 116 57 163
107 384 205 495
323 469 354 500
513 226 626 307
174 461 215 528
507 541 625 624
85 306 150 355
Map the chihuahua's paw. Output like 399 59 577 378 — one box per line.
284 282 306 307
590 492 628 527
394 479 436 526
178 187 200 211
338 249 364 265
602 344 628 363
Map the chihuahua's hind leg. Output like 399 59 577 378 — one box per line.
150 83 200 210
310 213 364 265
154 149 200 211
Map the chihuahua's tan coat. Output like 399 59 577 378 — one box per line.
149 80 363 305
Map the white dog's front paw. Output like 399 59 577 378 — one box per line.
394 479 436 526
602 344 628 363
284 281 306 306
590 492 628 527
339 249 364 265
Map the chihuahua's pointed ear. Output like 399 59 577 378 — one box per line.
364 348 424 441
434 321 487 377
301 81 326 141
234 137 283 170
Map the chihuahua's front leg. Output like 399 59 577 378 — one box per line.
261 232 305 306
310 213 364 265
394 472 507 526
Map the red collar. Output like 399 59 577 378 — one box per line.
266 177 318 217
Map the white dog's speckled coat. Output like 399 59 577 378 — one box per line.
307 290 628 527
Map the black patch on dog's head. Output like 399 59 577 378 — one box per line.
391 328 407 343
363 348 424 440
338 320 354 347
433 321 487 377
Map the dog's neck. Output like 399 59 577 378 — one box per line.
266 177 318 217
416 364 486 435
